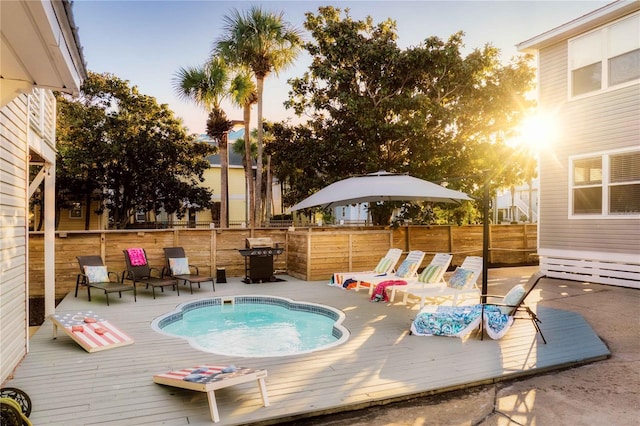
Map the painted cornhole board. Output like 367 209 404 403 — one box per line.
153 365 269 423
50 311 134 353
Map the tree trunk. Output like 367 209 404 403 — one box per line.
255 76 265 227
265 154 272 224
243 104 255 228
220 132 229 228
84 191 92 230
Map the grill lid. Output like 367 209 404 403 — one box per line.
246 237 274 248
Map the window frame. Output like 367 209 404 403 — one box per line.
568 12 640 100
569 148 640 219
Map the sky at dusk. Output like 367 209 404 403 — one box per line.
72 0 612 135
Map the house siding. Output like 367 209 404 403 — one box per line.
536 18 640 288
0 94 29 383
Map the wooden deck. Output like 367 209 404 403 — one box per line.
7 267 610 425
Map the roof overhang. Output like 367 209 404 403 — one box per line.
517 0 640 53
1 0 87 106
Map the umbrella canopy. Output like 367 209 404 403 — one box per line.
289 171 472 211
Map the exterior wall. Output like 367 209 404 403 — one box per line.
536 25 640 288
0 94 29 383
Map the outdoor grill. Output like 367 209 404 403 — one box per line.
238 237 284 283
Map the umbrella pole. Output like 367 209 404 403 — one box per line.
481 171 490 303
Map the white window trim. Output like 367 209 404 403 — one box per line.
568 147 640 220
568 11 640 101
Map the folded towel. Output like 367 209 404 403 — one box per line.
127 248 147 266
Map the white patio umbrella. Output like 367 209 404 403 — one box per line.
289 171 472 211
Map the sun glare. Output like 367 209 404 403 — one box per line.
512 113 559 152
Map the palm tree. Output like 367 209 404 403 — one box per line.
216 6 302 227
173 59 231 227
173 59 256 228
229 72 258 228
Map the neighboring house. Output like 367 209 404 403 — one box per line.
518 0 640 288
494 179 539 224
199 130 251 227
0 0 86 383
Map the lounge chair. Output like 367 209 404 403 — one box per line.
400 255 483 308
386 253 453 303
75 255 136 305
163 247 215 294
410 271 546 343
123 248 178 299
481 270 547 343
353 250 426 295
329 248 402 288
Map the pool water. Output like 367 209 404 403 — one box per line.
152 296 349 357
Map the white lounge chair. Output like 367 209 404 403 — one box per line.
400 256 483 308
329 248 402 289
387 253 453 303
352 250 426 295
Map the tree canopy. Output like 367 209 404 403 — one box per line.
272 7 536 224
56 71 215 229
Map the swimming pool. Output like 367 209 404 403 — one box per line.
151 296 350 357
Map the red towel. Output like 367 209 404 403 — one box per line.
127 248 147 266
370 280 407 302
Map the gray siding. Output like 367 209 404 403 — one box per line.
538 41 640 256
0 94 29 383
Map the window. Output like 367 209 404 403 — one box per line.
569 13 640 97
571 150 640 217
69 203 83 219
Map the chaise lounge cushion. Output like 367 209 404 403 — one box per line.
395 262 415 278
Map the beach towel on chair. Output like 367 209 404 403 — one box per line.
127 248 147 266
370 280 406 302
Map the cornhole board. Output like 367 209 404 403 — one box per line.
50 311 134 353
153 365 269 423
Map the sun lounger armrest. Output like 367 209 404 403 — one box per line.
189 264 199 274
107 271 121 282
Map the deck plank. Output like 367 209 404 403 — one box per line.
7 271 609 425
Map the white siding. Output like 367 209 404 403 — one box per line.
0 94 29 383
536 23 640 287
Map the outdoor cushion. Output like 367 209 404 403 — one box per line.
418 264 443 283
83 265 109 283
395 262 415 278
169 257 190 275
448 267 475 289
500 284 526 315
126 248 147 266
374 257 393 274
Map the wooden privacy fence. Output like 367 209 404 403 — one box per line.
28 224 537 299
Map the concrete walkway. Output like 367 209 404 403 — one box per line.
281 267 640 426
